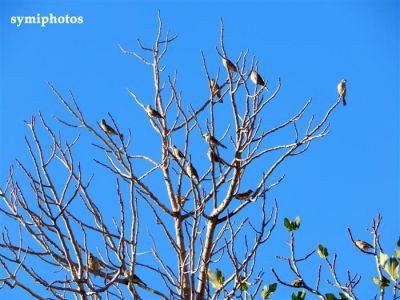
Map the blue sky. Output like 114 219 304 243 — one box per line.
0 0 399 299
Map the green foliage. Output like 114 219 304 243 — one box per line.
379 252 399 281
291 290 306 300
284 216 301 231
317 244 329 258
372 275 391 290
207 268 225 289
261 283 277 299
238 276 248 292
325 293 349 300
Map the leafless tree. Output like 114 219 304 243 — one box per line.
0 13 343 299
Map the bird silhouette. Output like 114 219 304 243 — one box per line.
171 145 185 160
222 57 238 73
210 79 222 103
203 133 227 149
250 70 266 87
337 79 347 106
146 105 163 119
88 253 105 272
186 161 199 182
355 240 373 251
233 189 254 200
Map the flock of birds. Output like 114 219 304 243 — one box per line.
93 56 352 287
99 56 348 203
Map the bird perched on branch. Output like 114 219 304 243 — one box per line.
124 269 147 286
337 79 347 106
186 161 199 182
207 148 225 165
88 253 105 272
291 278 304 287
355 240 373 251
210 79 222 103
233 189 254 200
101 119 117 135
250 70 267 88
145 104 163 119
222 57 238 73
171 145 185 160
203 133 227 149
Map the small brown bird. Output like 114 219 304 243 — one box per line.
222 57 238 73
207 148 225 164
337 79 347 106
203 133 227 149
291 278 304 287
100 119 117 135
355 240 373 251
233 189 254 200
88 253 105 272
145 105 163 119
250 70 266 87
124 269 147 286
171 145 185 160
174 194 186 205
210 79 222 102
186 161 199 182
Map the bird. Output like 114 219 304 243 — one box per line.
355 240 373 251
100 119 118 136
233 189 254 200
88 253 105 272
291 278 304 287
171 145 185 160
222 57 238 73
124 269 147 286
210 79 222 102
203 133 227 149
250 70 267 87
207 148 225 164
174 194 186 205
337 79 347 106
145 104 163 119
186 161 199 182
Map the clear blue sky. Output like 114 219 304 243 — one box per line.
0 0 399 299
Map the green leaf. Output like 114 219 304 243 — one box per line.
385 257 399 281
339 293 349 300
269 283 277 292
397 237 400 248
373 275 390 290
215 268 224 284
284 218 293 231
208 269 223 289
294 216 301 229
325 293 339 300
239 276 248 292
261 283 277 299
395 249 400 260
317 244 329 258
291 290 306 300
380 252 389 267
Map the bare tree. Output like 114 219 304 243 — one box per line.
0 13 343 299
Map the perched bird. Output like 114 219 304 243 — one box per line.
203 133 227 149
124 269 147 286
210 79 222 102
186 161 199 182
233 189 254 200
145 104 163 119
88 253 105 272
171 145 185 160
100 119 117 135
250 70 267 87
174 194 186 205
222 57 238 73
207 148 225 164
355 240 373 251
291 278 304 287
337 79 347 106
